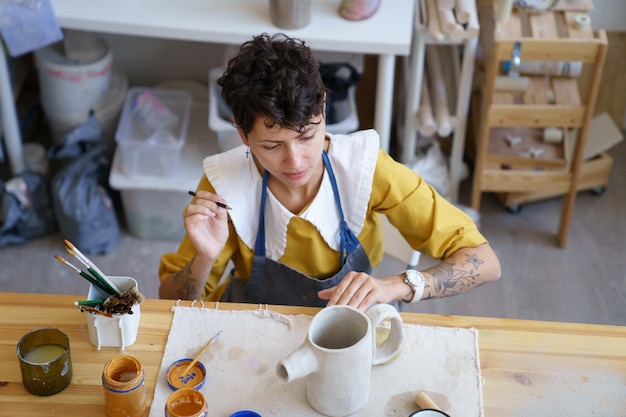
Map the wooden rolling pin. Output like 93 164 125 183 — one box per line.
425 45 452 137
462 0 480 39
415 392 442 410
494 76 530 91
438 7 459 34
418 75 437 137
426 0 445 41
437 0 455 10
441 10 466 41
454 0 473 24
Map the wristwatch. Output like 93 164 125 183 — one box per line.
402 269 426 303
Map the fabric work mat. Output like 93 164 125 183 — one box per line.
148 306 484 417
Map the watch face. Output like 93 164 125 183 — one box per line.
405 270 424 287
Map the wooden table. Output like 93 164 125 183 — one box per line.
1 292 624 416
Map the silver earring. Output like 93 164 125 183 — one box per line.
245 148 250 159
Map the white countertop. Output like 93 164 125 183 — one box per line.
51 0 414 55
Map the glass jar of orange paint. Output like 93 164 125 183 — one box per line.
165 388 208 417
102 355 148 417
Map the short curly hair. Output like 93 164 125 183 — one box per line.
217 33 326 136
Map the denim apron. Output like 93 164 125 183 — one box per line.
221 152 372 307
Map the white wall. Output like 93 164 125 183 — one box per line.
588 0 626 31
100 33 226 87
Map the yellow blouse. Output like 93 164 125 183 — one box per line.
159 134 486 301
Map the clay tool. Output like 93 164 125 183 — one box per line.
181 330 222 376
188 190 232 210
410 392 451 416
415 392 441 410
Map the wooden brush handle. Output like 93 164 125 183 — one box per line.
182 330 222 375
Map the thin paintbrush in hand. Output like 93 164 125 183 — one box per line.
188 190 232 210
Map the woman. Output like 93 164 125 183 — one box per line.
159 33 501 310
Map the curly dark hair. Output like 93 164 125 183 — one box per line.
217 33 326 136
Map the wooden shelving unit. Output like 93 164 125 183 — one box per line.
399 0 480 203
470 4 608 247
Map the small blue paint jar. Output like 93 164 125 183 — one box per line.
229 411 262 417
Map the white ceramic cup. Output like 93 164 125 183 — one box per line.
409 410 451 417
276 304 405 417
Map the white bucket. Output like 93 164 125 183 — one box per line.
35 30 113 124
47 69 128 147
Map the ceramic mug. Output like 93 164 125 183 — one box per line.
409 411 451 417
276 304 405 417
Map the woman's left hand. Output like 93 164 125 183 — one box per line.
318 272 401 311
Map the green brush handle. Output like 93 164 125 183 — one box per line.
80 270 116 296
75 299 106 306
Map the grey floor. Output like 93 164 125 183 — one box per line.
1 140 624 327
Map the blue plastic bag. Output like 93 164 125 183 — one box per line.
0 172 56 245
51 144 120 254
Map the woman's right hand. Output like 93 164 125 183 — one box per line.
184 190 230 261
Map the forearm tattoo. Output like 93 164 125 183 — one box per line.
172 258 198 299
424 252 485 299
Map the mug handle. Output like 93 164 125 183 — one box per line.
365 304 405 365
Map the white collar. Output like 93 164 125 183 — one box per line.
203 130 379 260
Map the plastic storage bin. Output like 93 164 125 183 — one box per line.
115 87 192 177
208 67 359 153
110 102 218 240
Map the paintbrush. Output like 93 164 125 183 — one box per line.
64 248 120 296
54 254 115 295
102 286 144 315
75 304 113 318
182 330 223 376
64 240 122 295
74 299 105 307
64 239 107 276
188 191 232 210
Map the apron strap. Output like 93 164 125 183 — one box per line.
322 151 360 264
254 170 270 257
254 152 360 264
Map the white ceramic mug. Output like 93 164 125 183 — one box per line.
276 304 405 417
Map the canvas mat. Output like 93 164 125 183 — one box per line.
148 305 484 417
